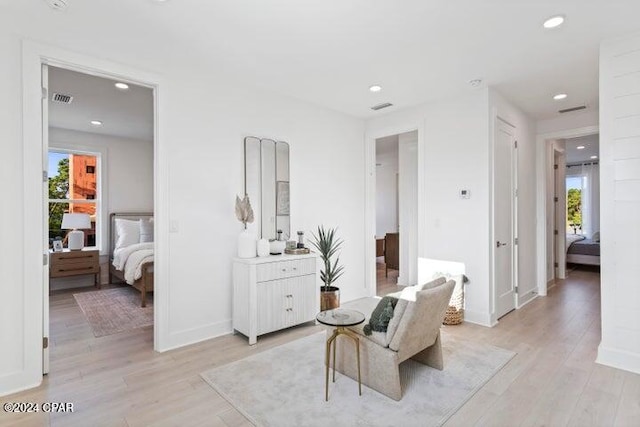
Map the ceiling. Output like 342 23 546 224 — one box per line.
3 1 640 120
49 66 153 141
565 134 599 164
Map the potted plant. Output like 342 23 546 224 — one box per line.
310 226 344 311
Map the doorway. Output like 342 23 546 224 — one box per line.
373 130 419 296
535 126 599 296
43 65 156 373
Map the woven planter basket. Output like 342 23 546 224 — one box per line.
443 285 464 325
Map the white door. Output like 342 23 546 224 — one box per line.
42 64 50 374
494 119 517 319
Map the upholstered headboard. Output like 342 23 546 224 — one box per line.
109 212 153 259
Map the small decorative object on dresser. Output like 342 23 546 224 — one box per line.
310 226 345 311
233 253 320 345
52 239 63 252
236 194 257 258
257 238 270 257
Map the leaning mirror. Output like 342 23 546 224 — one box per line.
244 137 290 241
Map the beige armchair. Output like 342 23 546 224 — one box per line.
329 278 455 400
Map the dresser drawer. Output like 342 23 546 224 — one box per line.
256 258 316 282
50 250 99 278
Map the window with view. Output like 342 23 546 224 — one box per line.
48 150 100 249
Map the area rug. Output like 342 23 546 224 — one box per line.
73 287 153 337
201 332 515 427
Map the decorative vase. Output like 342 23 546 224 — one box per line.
320 286 340 311
238 229 257 258
257 238 270 257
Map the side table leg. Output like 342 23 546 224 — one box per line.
325 332 331 401
356 336 362 396
332 332 337 383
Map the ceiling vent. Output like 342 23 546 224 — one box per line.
45 0 69 11
51 93 73 104
371 102 393 111
559 105 587 114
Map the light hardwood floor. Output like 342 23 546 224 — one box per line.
2 267 639 427
376 257 402 296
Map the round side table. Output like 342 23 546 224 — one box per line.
316 308 365 401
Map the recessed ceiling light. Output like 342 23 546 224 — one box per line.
369 85 382 93
553 93 568 100
115 82 129 90
576 145 585 150
90 120 103 126
543 15 565 29
591 155 598 159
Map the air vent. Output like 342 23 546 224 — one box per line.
559 105 586 114
51 93 73 104
45 0 68 11
371 102 393 111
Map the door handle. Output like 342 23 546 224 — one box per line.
496 241 507 248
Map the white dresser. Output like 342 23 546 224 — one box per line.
233 253 320 345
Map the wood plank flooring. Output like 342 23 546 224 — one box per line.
2 266 639 427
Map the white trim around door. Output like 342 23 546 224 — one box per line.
21 41 170 394
364 123 426 297
535 125 599 296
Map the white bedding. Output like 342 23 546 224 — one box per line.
112 242 154 285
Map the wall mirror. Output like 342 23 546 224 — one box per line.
244 137 290 241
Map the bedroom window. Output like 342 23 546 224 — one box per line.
48 150 100 249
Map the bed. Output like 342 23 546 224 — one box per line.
109 212 154 307
566 234 600 266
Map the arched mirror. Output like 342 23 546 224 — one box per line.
244 137 290 241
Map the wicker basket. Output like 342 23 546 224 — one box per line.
443 284 464 325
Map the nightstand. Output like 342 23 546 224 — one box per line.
50 249 100 288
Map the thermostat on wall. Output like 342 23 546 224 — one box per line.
460 189 471 199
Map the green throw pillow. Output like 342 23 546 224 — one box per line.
363 296 398 336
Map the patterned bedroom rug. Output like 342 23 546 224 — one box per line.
201 331 515 427
73 287 153 337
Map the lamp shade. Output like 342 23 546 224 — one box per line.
61 213 91 230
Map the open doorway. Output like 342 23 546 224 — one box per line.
564 134 601 274
539 129 600 295
374 130 418 296
45 66 155 373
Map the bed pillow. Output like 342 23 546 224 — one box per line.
139 218 154 243
115 218 140 249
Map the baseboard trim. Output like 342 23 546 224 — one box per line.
464 309 494 327
159 319 233 352
597 344 640 375
0 371 42 398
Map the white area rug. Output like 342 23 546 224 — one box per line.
201 332 515 427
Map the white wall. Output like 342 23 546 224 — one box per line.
0 31 366 396
366 88 536 325
375 145 398 237
597 32 640 374
537 109 599 134
49 127 154 255
366 90 492 325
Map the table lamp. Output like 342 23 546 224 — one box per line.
61 213 91 250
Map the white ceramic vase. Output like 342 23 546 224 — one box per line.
238 229 257 258
257 238 270 257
